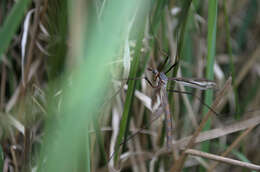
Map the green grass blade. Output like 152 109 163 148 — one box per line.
223 0 241 119
235 0 257 52
113 54 139 162
201 0 218 169
93 115 107 165
38 1 150 171
223 1 234 79
177 0 192 60
114 26 143 163
0 0 31 61
0 145 3 170
150 0 168 33
168 0 192 117
110 2 150 163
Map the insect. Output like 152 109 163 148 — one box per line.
144 56 217 149
109 55 217 162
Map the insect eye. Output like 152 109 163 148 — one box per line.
147 68 158 75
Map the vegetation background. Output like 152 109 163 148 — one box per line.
0 0 260 171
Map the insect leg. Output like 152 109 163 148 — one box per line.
145 77 159 88
165 59 178 74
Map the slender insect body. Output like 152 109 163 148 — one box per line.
148 69 173 149
160 87 172 149
146 64 216 150
170 78 217 90
109 58 217 162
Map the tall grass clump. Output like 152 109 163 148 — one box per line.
0 0 260 172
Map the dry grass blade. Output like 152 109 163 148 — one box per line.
6 114 25 135
185 149 260 171
21 0 41 91
170 77 232 172
6 59 41 112
173 114 260 149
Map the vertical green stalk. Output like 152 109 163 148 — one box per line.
0 146 3 170
201 0 218 169
0 0 31 61
113 2 150 162
38 1 150 171
113 48 140 162
223 1 240 119
168 1 192 137
93 115 107 165
223 1 234 79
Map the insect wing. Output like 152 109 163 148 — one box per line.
168 77 217 90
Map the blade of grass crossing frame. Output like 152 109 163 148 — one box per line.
235 0 257 52
171 0 192 76
223 1 240 119
0 0 31 61
150 0 168 33
113 5 149 162
167 0 190 74
113 41 139 163
168 0 192 119
201 0 218 170
175 0 192 55
150 0 168 73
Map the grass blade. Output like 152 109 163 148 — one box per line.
0 0 31 60
201 0 218 160
38 1 149 171
112 2 150 163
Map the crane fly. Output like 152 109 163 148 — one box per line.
143 57 217 149
109 56 217 162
